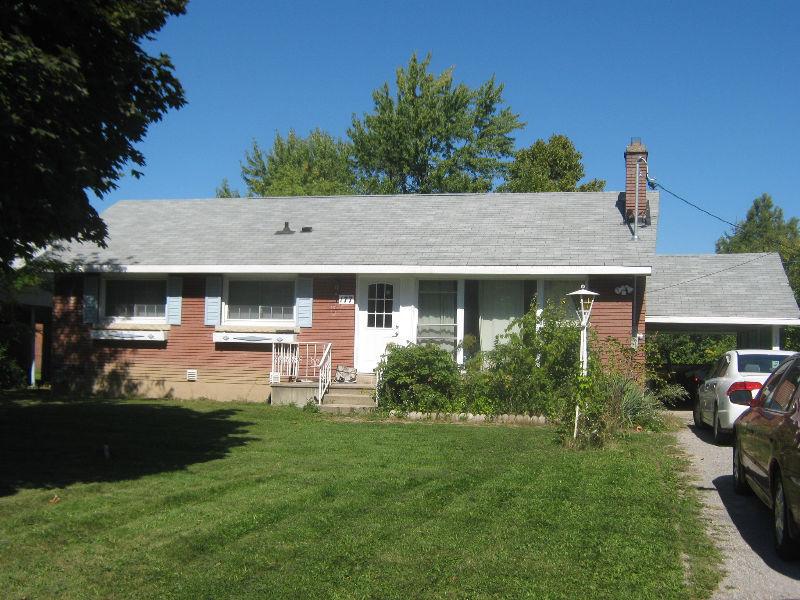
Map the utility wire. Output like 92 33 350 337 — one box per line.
647 178 741 231
647 253 771 294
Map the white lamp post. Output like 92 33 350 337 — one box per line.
566 284 599 439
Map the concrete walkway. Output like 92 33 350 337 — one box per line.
671 410 800 599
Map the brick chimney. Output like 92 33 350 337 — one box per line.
624 138 648 223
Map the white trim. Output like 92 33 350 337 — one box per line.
91 329 167 341
646 316 800 326
78 264 652 276
456 279 465 365
771 325 781 350
212 332 295 344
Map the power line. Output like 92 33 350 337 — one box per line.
647 178 740 231
647 253 771 294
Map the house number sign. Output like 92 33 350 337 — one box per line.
338 295 355 304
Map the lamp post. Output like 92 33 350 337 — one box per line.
567 285 599 438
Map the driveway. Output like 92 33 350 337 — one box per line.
672 410 800 599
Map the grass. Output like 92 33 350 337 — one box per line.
0 394 720 599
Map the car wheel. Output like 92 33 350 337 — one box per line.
693 398 704 428
732 439 750 495
713 405 728 445
773 475 798 559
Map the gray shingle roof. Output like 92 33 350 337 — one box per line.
55 192 658 270
647 254 800 321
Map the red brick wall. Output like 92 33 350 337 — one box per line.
52 274 357 398
624 141 648 219
588 275 646 370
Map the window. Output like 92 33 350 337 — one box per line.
105 279 166 319
758 361 791 410
367 283 393 328
227 280 294 321
417 280 457 356
543 280 583 320
737 353 789 374
767 359 800 412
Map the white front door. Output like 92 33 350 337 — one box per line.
356 277 415 372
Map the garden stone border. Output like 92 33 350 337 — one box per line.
388 410 547 424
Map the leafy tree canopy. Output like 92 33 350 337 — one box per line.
0 0 187 273
241 129 355 197
499 134 605 193
348 53 523 194
215 178 241 198
716 193 800 349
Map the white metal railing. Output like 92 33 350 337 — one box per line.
317 343 333 404
270 341 334 403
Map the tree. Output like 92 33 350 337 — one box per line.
498 134 606 193
240 129 355 197
716 193 800 349
0 1 187 273
215 178 241 198
348 53 523 194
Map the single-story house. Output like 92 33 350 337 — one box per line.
49 140 800 402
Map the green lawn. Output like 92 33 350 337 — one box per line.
0 395 719 599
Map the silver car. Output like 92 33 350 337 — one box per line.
694 349 794 443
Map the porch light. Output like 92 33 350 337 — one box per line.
566 284 599 439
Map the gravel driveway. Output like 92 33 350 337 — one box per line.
672 410 800 599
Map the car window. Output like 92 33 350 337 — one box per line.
737 353 789 374
713 355 730 378
708 357 725 379
760 360 793 411
768 360 800 412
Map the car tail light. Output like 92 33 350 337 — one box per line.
727 381 762 405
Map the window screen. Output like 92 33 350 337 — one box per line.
367 283 393 328
417 280 457 355
105 279 166 318
228 280 294 320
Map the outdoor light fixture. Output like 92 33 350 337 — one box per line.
566 284 599 439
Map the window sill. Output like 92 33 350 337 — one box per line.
97 322 171 331
90 329 168 342
216 324 299 334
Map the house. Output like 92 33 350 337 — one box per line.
49 140 800 403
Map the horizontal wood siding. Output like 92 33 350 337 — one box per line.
298 275 356 369
52 275 274 397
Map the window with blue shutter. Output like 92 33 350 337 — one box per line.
166 275 182 325
83 275 99 324
204 275 223 326
296 277 313 328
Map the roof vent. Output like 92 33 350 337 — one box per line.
275 221 295 235
300 226 313 233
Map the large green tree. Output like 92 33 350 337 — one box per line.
499 134 605 193
240 129 355 196
0 0 187 273
716 193 800 349
348 53 523 194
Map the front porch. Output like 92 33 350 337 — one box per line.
269 341 376 410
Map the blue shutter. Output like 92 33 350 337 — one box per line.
296 277 313 327
204 275 222 326
83 275 99 324
166 275 182 325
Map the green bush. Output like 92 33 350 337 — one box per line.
0 343 25 390
462 301 581 417
376 343 462 413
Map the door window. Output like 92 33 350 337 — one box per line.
767 359 800 412
367 283 393 328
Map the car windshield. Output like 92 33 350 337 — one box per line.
737 354 789 374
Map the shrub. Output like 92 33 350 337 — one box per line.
376 343 462 413
0 343 25 390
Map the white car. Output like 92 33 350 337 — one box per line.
694 349 794 443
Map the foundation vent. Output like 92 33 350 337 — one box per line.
186 369 198 382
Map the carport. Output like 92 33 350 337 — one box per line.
646 253 800 348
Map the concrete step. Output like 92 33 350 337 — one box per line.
323 392 375 406
328 383 374 397
319 403 376 414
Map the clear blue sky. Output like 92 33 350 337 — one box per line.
104 0 800 255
